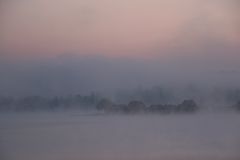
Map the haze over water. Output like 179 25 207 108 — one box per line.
1 1 240 160
1 112 240 160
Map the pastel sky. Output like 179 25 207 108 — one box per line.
0 0 240 96
1 0 239 58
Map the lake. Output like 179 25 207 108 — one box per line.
1 112 240 160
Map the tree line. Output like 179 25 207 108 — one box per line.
97 99 199 114
0 93 100 111
96 98 240 114
1 86 240 112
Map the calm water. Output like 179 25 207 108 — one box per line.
1 112 240 160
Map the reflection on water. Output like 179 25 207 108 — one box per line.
0 112 240 160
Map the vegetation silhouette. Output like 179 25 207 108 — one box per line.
96 99 198 114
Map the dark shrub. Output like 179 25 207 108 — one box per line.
126 101 146 113
177 100 198 113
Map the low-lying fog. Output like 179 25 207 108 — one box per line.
1 112 240 160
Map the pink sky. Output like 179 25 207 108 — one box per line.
0 0 240 95
1 0 239 58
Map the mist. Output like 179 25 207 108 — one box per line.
1 112 240 160
1 1 240 159
0 52 240 99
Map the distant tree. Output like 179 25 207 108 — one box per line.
176 99 198 113
0 96 14 111
48 97 61 111
233 101 240 111
225 89 240 103
17 96 47 111
126 101 146 113
96 98 114 112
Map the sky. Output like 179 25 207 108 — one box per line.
1 0 239 57
0 0 240 96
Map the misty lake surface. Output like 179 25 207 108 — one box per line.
0 112 240 160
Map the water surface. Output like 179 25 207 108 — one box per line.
1 112 240 160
